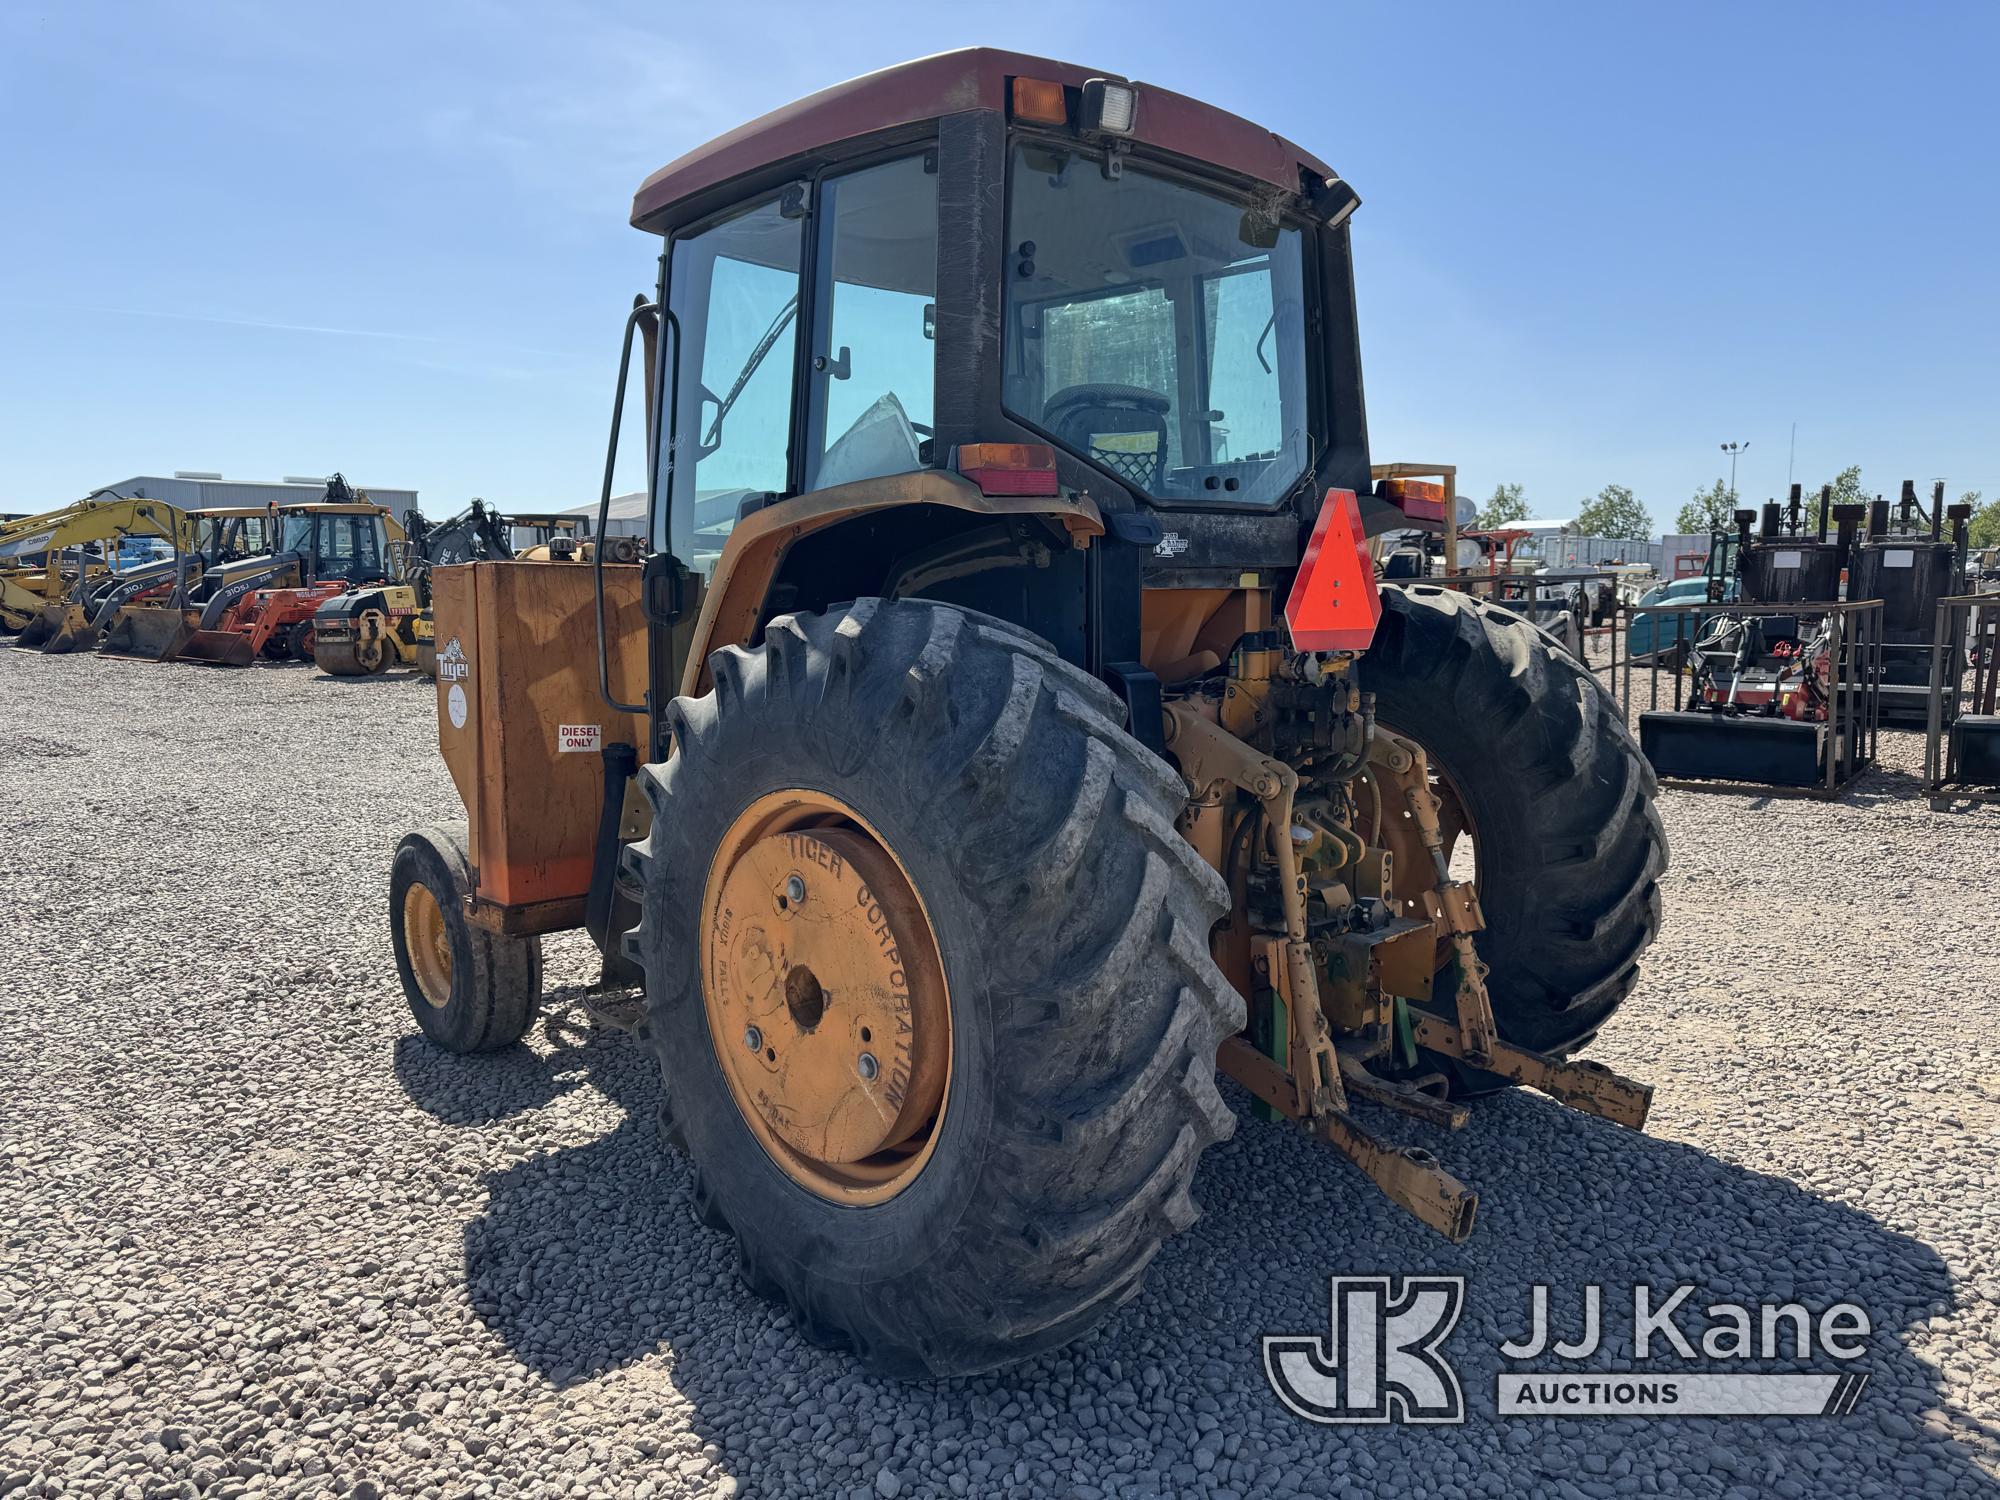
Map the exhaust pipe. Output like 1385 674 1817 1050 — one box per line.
1832 504 1867 579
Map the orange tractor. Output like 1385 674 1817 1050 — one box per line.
388 51 1666 1377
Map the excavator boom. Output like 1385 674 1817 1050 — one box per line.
4 497 190 648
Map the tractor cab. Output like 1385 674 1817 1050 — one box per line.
189 506 275 568
613 49 1398 717
273 502 396 587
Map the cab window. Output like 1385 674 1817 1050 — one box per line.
663 191 807 576
312 514 384 583
1003 144 1312 508
801 154 939 493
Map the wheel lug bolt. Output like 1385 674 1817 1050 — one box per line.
744 1026 763 1053
785 874 807 905
857 1052 878 1081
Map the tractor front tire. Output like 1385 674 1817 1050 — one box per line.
623 599 1242 1377
1364 585 1666 1063
389 825 542 1053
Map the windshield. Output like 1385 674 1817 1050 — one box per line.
280 512 314 554
1003 143 1311 507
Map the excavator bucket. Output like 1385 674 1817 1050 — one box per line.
176 626 256 667
100 606 199 663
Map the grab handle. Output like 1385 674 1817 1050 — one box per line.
595 297 660 716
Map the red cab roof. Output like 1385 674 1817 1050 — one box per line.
631 47 1337 229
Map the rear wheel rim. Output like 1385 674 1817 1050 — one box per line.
700 790 952 1205
402 883 454 1008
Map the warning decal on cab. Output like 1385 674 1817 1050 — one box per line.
558 724 602 753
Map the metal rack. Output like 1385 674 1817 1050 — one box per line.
1923 591 2000 810
1618 598 1884 796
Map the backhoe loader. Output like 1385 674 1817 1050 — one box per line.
99 477 398 665
387 51 1666 1377
5 496 190 647
37 505 275 655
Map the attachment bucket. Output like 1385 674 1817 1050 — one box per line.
38 604 106 654
100 606 198 662
176 626 256 667
12 603 67 649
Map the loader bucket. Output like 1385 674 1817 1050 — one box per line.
38 604 105 655
100 607 198 663
13 603 67 650
176 627 256 668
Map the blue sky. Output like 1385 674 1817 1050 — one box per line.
2 1 1994 527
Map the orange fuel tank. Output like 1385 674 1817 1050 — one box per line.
431 560 648 932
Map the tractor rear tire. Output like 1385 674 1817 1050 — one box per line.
287 620 314 663
389 825 542 1053
1363 586 1665 1065
622 599 1242 1378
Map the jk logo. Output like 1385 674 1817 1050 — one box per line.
1263 1276 1467 1425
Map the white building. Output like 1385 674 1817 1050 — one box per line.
1512 519 1660 570
561 491 648 540
99 471 419 514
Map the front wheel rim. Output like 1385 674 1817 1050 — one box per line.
402 882 454 1008
699 790 952 1205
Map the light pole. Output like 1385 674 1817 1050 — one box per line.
1719 441 1749 508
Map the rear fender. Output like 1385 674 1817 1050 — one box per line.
680 469 1103 698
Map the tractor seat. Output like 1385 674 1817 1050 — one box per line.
1043 384 1170 491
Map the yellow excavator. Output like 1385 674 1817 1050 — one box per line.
4 497 191 647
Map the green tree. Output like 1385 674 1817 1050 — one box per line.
1576 483 1652 540
1967 493 2000 550
1675 478 1737 535
1477 481 1529 528
1809 464 1869 510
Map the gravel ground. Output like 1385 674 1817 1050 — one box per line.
3 644 1998 1500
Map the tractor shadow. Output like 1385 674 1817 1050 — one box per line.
391 985 611 1125
442 1040 1995 1496
1164 1083 1998 1495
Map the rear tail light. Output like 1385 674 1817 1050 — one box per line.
1011 78 1069 126
955 443 1060 497
1285 489 1381 652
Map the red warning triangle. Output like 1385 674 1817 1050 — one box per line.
1285 488 1382 652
